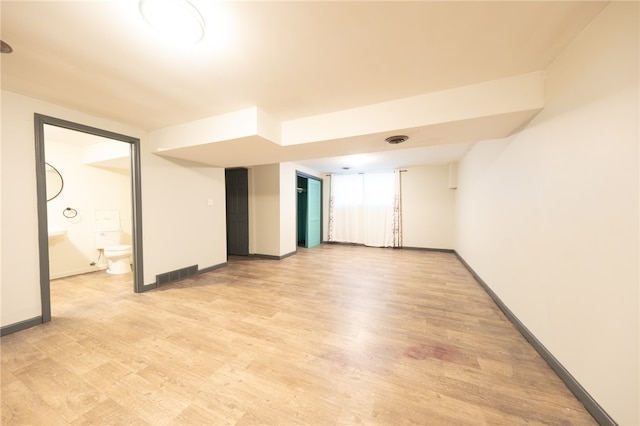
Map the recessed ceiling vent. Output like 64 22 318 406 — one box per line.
385 135 408 145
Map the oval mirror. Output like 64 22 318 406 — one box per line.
45 162 64 201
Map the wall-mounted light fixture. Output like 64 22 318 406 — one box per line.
139 0 205 43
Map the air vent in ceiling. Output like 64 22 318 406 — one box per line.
1 40 13 54
385 135 408 145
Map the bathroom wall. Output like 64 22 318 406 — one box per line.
45 138 131 279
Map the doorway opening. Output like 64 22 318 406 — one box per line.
297 172 322 248
35 114 145 324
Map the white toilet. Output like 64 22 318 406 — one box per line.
105 243 133 274
95 210 132 275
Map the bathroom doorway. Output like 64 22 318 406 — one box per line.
34 114 145 324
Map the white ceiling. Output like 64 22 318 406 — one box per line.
1 1 607 173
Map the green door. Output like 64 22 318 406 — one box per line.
306 178 321 248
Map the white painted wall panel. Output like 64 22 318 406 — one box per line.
402 165 455 250
455 3 639 423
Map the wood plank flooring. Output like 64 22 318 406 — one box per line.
1 245 596 425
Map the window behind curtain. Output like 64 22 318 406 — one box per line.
329 172 396 247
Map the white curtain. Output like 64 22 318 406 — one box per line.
329 174 363 243
393 169 402 248
328 171 400 247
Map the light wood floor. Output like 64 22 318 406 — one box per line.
2 245 596 425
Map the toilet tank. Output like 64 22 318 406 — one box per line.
95 230 120 249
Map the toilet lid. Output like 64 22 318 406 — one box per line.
106 244 131 252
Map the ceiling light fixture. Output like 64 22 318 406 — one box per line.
1 40 13 54
385 135 409 145
139 0 206 44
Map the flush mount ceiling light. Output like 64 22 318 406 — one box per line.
385 135 409 145
139 0 205 43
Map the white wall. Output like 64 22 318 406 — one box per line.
1 91 228 328
282 72 545 145
279 163 298 256
249 163 280 256
401 165 455 249
455 3 639 424
46 140 131 279
140 154 226 278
